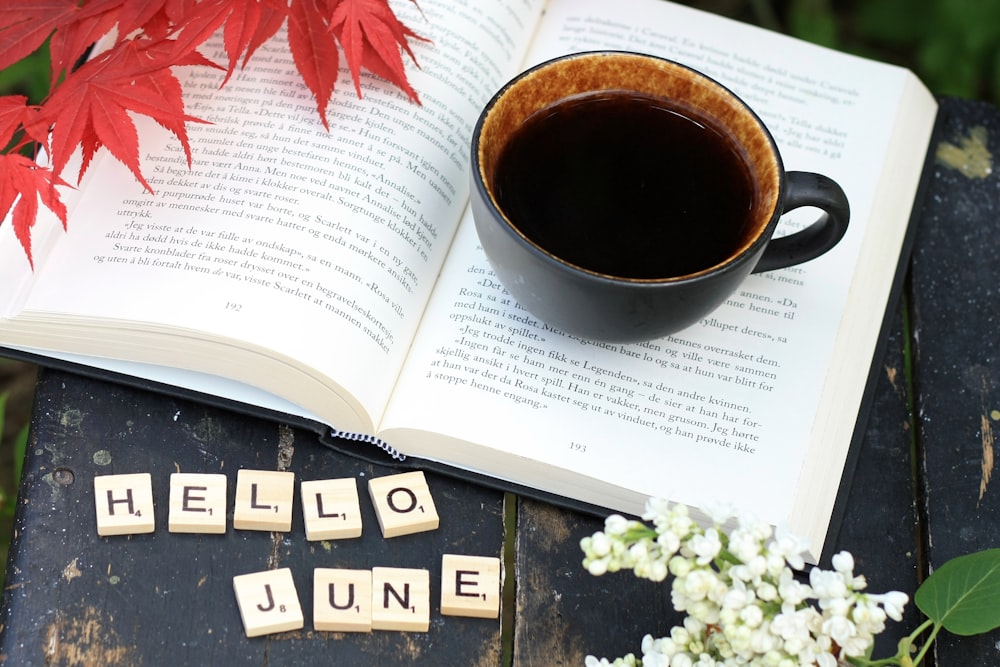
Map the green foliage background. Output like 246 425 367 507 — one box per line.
777 0 1000 104
688 0 1000 104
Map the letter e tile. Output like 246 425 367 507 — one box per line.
440 554 502 618
301 478 363 540
168 472 227 534
233 568 303 637
314 568 372 632
94 473 155 536
371 567 430 632
367 471 439 538
233 469 295 532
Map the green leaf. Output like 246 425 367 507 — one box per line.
915 549 1000 635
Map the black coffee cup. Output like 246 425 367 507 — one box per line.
470 51 849 343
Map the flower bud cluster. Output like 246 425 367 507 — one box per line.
580 499 907 667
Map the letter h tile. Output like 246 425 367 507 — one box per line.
94 473 155 536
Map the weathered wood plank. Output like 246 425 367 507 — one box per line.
0 370 505 667
910 96 1000 664
829 308 922 655
513 498 679 665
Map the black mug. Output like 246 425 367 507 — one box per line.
470 51 849 343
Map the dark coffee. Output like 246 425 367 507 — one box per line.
492 91 757 279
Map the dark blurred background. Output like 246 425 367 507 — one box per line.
0 0 998 572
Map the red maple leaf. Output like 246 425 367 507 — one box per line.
0 152 71 269
287 0 342 129
46 1 127 81
169 0 288 87
220 0 289 83
0 1 79 73
110 0 173 38
0 95 29 150
30 38 206 191
241 0 290 67
329 0 426 102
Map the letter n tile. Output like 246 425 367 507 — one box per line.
371 567 430 632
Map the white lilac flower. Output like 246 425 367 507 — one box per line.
579 498 907 667
821 614 857 646
690 528 723 565
658 530 683 555
584 654 638 667
739 603 764 628
604 514 633 536
703 502 738 526
769 526 809 571
727 529 762 564
776 568 810 607
667 654 693 667
872 590 909 621
810 568 849 602
589 531 613 557
831 551 854 573
643 497 672 520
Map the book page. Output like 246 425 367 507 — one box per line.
0 0 545 432
383 0 935 551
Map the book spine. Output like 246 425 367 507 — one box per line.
327 430 407 462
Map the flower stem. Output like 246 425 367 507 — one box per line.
847 619 936 667
907 619 941 666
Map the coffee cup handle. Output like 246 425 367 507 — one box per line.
752 171 850 273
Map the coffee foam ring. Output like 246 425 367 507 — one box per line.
478 52 781 240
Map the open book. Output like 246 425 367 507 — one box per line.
0 0 937 562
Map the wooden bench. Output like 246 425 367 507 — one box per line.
1 95 998 665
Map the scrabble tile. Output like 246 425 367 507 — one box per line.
440 554 502 618
233 469 295 532
367 471 439 538
94 473 155 536
371 567 430 632
233 568 303 637
313 568 372 632
168 473 227 534
300 478 363 541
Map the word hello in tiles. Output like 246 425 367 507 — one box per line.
92 469 438 540
93 469 500 636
